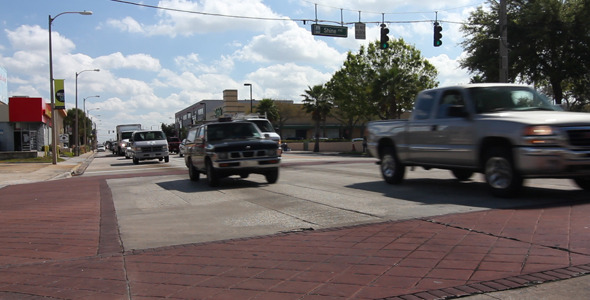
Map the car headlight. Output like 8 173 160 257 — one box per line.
523 125 561 145
217 152 228 160
268 149 277 156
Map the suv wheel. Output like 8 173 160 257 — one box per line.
265 168 279 184
188 159 200 181
206 160 219 187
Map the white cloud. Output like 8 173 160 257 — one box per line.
95 52 161 71
247 63 332 101
106 17 145 34
428 52 471 86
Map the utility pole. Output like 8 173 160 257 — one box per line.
499 0 508 83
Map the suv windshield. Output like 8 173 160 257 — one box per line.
470 86 556 113
207 123 261 141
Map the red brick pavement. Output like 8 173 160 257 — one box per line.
1 174 590 299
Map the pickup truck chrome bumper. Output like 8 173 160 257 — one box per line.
517 147 590 176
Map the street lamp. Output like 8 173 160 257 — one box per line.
75 68 99 156
83 95 100 149
86 108 100 148
49 10 93 164
244 83 253 113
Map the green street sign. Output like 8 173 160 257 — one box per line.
311 24 348 38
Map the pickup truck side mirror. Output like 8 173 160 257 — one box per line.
264 133 271 139
448 105 469 118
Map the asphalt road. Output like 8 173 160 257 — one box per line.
84 151 585 252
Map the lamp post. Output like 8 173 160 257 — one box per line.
83 95 100 149
244 83 253 113
75 68 99 156
49 10 93 164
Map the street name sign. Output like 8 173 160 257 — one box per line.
311 24 348 38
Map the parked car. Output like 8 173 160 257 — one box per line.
127 130 170 164
97 145 106 152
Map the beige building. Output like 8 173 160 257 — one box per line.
174 89 365 140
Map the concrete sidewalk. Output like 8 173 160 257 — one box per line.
0 151 94 188
0 153 589 299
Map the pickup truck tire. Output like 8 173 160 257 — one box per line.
573 177 590 190
265 168 279 184
380 147 405 184
206 160 220 187
165 156 169 163
484 147 523 197
132 157 139 165
188 159 200 181
451 169 473 181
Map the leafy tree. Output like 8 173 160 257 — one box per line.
327 40 437 122
161 123 177 137
256 98 279 122
301 85 333 152
63 108 86 148
461 0 590 105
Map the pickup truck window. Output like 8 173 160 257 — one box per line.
414 91 436 120
471 86 555 113
437 90 465 119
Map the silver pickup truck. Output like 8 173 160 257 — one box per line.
367 83 590 197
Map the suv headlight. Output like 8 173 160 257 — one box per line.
523 125 562 145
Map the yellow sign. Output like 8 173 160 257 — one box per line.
54 79 65 109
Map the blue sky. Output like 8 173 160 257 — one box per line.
0 0 485 141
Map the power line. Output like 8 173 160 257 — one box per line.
110 0 469 26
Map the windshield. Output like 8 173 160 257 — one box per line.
121 132 133 139
207 123 261 141
250 120 275 132
133 131 166 141
470 86 556 113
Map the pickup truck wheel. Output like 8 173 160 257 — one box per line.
381 148 405 184
188 159 200 181
265 168 279 184
573 177 590 190
132 157 139 165
164 156 170 163
484 147 523 197
451 169 473 181
206 160 219 187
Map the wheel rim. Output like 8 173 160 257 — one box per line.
381 154 395 178
485 157 512 189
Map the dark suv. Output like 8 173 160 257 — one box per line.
184 121 281 186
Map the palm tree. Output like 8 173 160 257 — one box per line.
301 85 332 152
256 98 279 123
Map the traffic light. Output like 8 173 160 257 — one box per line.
380 24 389 50
433 22 443 47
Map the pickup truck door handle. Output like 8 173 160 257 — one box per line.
431 125 438 131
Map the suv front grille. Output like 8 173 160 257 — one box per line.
228 150 270 159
